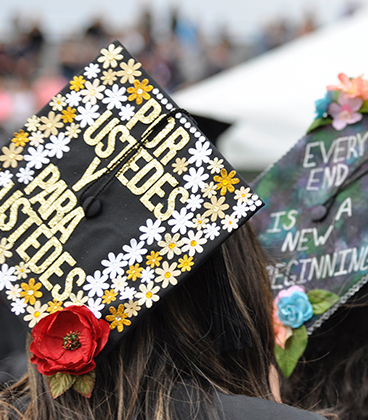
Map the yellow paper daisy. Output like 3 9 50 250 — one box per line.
11 129 29 147
20 278 43 305
146 251 162 268
127 79 153 105
47 299 63 314
70 75 86 92
106 304 131 333
178 255 194 272
214 169 239 195
126 264 143 281
61 107 77 123
102 289 118 304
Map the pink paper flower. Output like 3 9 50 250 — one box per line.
274 285 305 305
272 302 293 349
327 73 368 100
328 93 363 131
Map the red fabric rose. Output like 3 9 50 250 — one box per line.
30 305 110 376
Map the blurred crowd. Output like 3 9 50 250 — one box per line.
0 3 362 146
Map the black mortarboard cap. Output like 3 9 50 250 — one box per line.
0 41 264 365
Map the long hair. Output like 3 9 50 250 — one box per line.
0 222 275 420
280 284 368 420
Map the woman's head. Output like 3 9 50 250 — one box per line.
1 222 276 420
280 284 368 419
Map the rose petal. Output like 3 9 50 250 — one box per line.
94 320 110 355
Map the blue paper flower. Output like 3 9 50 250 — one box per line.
277 291 313 329
314 91 334 118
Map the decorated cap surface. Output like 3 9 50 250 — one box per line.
252 73 368 376
0 40 263 358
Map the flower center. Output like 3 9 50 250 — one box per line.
222 180 229 185
9 153 16 159
116 316 121 321
213 205 219 212
28 290 34 295
63 331 81 351
340 110 352 121
127 69 133 74
34 311 40 318
164 272 171 278
137 89 143 95
190 240 197 247
168 242 175 249
146 291 153 299
90 89 96 96
0 247 3 254
47 122 53 128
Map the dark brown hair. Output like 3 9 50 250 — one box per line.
0 222 275 420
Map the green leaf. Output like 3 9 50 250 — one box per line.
48 372 76 399
306 117 333 134
359 100 368 113
275 325 308 378
72 370 96 398
307 289 340 315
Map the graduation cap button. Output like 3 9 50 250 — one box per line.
310 205 328 222
82 196 102 218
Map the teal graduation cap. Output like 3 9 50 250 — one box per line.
252 73 368 376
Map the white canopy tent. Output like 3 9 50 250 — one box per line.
174 8 368 171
